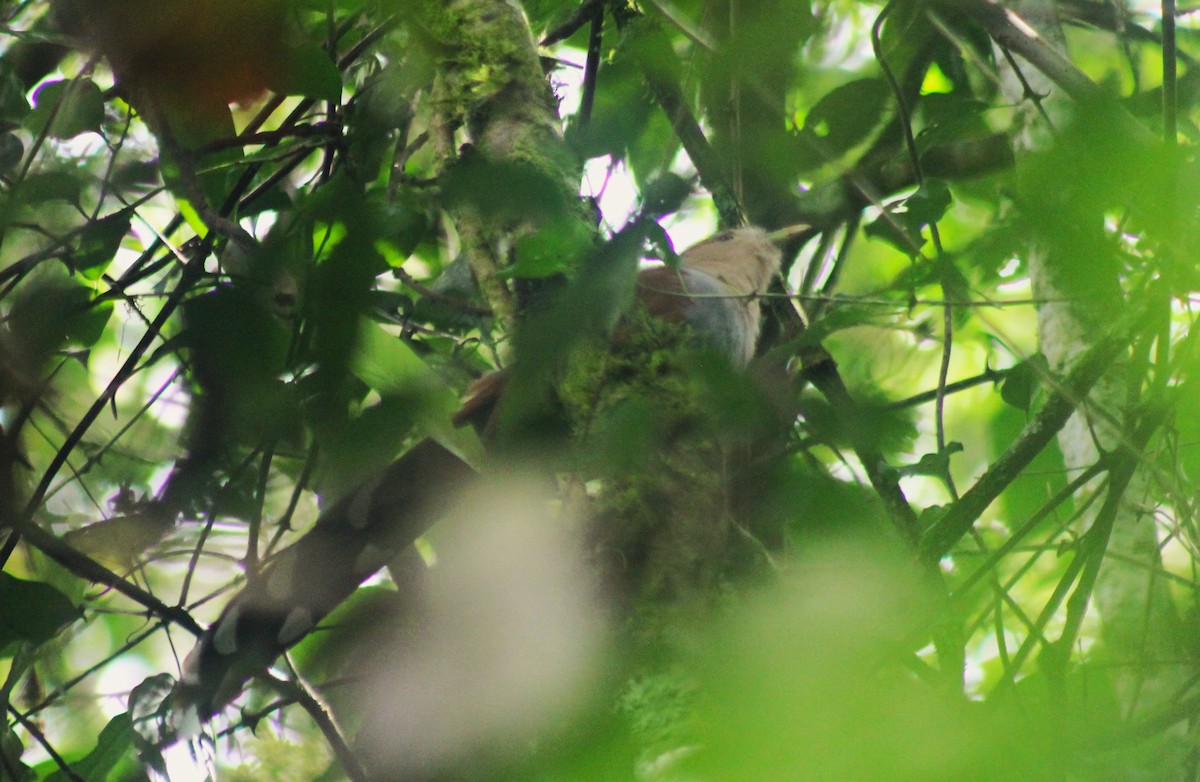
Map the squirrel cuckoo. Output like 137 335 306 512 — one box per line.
166 225 790 733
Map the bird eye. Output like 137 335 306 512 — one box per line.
715 232 734 242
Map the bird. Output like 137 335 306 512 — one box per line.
165 224 795 734
635 225 783 368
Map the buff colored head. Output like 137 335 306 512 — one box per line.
678 226 783 297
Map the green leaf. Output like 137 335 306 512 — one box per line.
796 78 890 168
864 210 925 255
1 724 32 782
0 64 30 122
0 572 81 655
74 209 132 274
906 179 952 224
45 713 135 782
183 284 291 388
918 94 990 149
641 172 692 218
441 156 569 222
13 170 81 205
897 442 963 478
271 40 342 101
508 215 594 279
350 320 483 462
565 53 652 160
0 132 22 174
290 585 403 680
64 298 113 347
625 109 678 189
27 78 104 139
6 271 108 366
1001 354 1048 412
863 181 952 256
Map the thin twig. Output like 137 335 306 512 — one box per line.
922 317 1139 561
393 266 493 317
541 0 605 46
266 671 371 782
577 3 604 126
8 706 84 782
883 366 1008 410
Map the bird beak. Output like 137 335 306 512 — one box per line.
765 223 812 243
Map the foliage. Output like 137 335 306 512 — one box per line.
0 0 1198 780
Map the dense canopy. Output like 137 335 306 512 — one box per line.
2 1 1199 780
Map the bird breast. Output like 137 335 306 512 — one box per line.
635 265 761 367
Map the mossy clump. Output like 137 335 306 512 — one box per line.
558 307 736 616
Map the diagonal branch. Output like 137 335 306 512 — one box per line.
921 324 1134 562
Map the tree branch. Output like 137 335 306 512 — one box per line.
921 323 1134 562
13 519 203 636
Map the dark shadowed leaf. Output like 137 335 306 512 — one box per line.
864 210 926 256
0 725 32 782
74 209 132 273
906 179 952 224
0 63 31 121
641 172 692 218
13 170 81 205
271 40 342 101
442 156 569 222
797 79 891 168
0 572 80 655
0 132 22 173
568 54 653 161
1000 354 1048 412
898 442 964 478
6 270 109 365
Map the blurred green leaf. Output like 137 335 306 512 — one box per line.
73 209 132 274
0 63 31 122
0 572 80 655
441 155 570 223
0 725 32 782
0 132 22 173
6 270 107 367
508 214 594 278
45 713 135 782
567 54 652 161
898 442 963 478
640 172 692 218
272 40 342 101
796 78 890 168
13 170 81 205
906 179 952 224
864 209 926 255
690 546 1063 782
27 78 104 139
1001 354 1048 412
183 285 291 389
